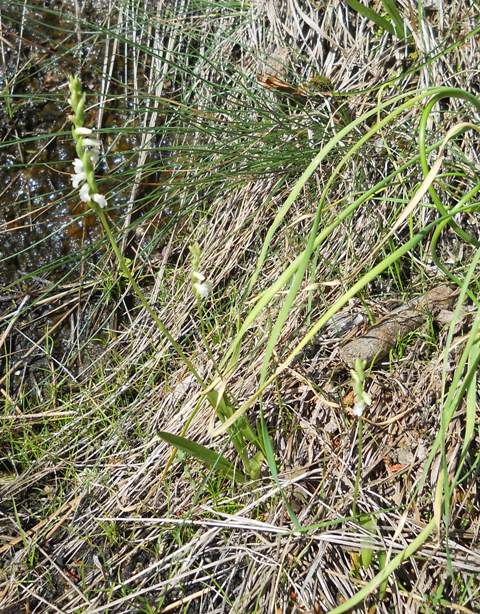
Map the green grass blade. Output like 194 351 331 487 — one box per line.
330 519 437 613
258 416 302 531
412 246 480 501
158 431 246 484
463 338 478 456
346 0 396 36
380 0 408 39
224 87 479 376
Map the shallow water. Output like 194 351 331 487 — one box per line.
0 0 168 393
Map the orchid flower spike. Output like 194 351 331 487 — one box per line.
68 77 108 209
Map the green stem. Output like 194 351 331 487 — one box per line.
352 417 363 518
329 519 437 613
68 76 261 477
97 208 203 381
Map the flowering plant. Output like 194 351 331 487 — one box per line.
66 77 263 482
189 243 211 299
351 358 371 417
68 76 107 209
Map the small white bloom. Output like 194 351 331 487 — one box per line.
92 193 107 208
79 182 91 202
352 402 365 417
82 137 101 149
74 127 93 136
71 171 87 188
192 271 206 283
73 158 84 174
193 282 210 299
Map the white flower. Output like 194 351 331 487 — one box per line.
74 127 93 136
92 193 107 208
71 171 87 188
192 269 210 298
193 282 210 299
73 158 84 174
192 271 206 283
89 149 99 165
82 137 101 166
352 402 365 417
82 137 101 150
79 182 91 202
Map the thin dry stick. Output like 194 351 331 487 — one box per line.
159 587 213 613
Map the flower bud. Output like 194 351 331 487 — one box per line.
79 182 91 203
74 127 93 136
92 193 107 208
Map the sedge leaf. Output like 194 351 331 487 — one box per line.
346 0 396 36
158 431 246 483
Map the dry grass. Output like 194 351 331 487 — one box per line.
1 0 480 612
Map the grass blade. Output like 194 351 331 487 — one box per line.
346 0 396 36
380 0 408 39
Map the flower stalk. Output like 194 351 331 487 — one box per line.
189 243 212 300
68 76 263 479
68 76 202 381
69 78 106 210
351 359 369 517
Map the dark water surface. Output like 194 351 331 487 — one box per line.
0 0 168 387
0 0 145 288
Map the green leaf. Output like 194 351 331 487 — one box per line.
258 417 302 531
380 0 408 39
346 0 396 36
378 551 388 599
330 519 436 613
158 431 246 483
359 515 376 569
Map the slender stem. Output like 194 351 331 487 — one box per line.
68 76 262 478
352 417 363 518
96 207 204 383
